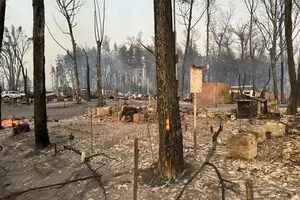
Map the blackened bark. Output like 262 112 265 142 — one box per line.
0 0 5 47
205 0 211 82
279 11 284 103
0 85 2 129
96 40 103 107
270 49 278 101
285 0 298 114
69 29 80 100
25 69 29 105
0 0 6 129
298 56 300 106
21 65 29 105
180 0 194 98
32 0 50 148
15 56 29 105
83 48 91 101
154 0 184 180
280 61 284 102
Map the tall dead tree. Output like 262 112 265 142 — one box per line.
154 0 184 180
33 0 50 148
285 0 298 114
243 0 258 96
230 21 249 61
52 0 85 101
211 6 235 61
256 0 284 101
11 27 32 105
0 0 5 48
94 0 105 107
1 26 23 91
205 0 214 82
82 47 91 101
279 1 285 103
177 0 205 98
0 0 6 129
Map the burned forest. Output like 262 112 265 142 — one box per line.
1 0 300 200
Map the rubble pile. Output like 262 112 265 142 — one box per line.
87 105 156 123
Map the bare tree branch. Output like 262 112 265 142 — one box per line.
139 41 155 56
45 23 74 59
53 15 70 35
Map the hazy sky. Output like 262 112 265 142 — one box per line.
5 0 247 90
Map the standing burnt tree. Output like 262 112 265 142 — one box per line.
94 0 105 107
82 47 91 101
52 0 85 101
0 0 5 47
177 0 205 98
11 27 32 105
285 0 297 114
32 0 50 148
154 0 184 180
0 0 6 129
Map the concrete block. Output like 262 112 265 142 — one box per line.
227 133 257 160
112 111 123 121
97 106 111 117
133 113 145 123
246 126 266 143
265 121 286 137
111 105 122 113
88 107 97 116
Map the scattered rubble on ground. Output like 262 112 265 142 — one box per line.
0 101 299 200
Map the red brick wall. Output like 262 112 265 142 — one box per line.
195 82 231 105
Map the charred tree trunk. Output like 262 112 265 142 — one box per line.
32 0 50 148
96 40 103 107
270 52 278 101
249 2 255 97
154 0 184 181
279 12 285 103
69 33 80 100
298 53 300 106
15 57 29 105
0 0 5 47
20 66 29 105
285 0 298 114
0 85 1 129
271 19 279 101
180 0 193 99
0 0 6 129
25 69 29 104
205 0 211 82
83 48 91 101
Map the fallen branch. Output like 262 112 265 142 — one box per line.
175 124 223 200
86 153 119 162
85 161 107 200
0 175 99 200
63 145 81 155
63 145 118 162
63 145 107 200
203 162 225 200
